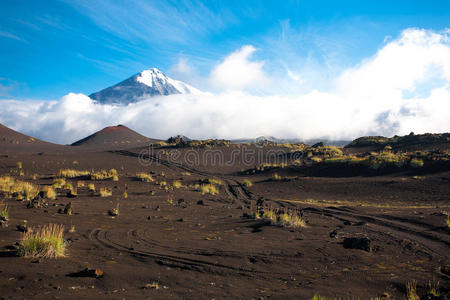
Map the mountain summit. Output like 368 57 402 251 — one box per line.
89 68 201 105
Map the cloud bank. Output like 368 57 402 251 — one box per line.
1 28 449 144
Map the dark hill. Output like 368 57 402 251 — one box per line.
71 125 158 148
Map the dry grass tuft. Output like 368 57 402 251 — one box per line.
199 184 219 195
99 187 112 197
242 179 253 187
253 206 306 228
136 172 154 182
52 178 66 189
410 158 424 168
108 203 119 216
88 183 95 192
406 280 419 300
76 181 85 188
41 186 57 200
18 224 66 258
172 180 183 189
57 169 90 178
0 176 40 200
0 201 9 220
91 169 118 181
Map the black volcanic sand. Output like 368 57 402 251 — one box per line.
0 141 449 299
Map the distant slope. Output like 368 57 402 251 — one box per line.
71 125 158 148
345 133 450 152
89 68 202 105
0 123 53 146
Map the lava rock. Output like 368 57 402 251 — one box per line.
0 216 7 228
343 237 372 252
67 268 103 278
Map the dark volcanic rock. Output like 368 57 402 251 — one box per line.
343 237 372 252
67 268 103 278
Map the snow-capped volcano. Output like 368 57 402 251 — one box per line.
89 68 202 105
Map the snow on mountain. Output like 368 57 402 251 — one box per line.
89 68 202 105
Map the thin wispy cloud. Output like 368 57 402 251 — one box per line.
0 30 27 42
64 0 235 45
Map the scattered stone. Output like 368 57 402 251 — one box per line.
343 237 372 252
58 202 73 215
108 209 119 217
16 224 27 232
143 282 159 290
256 197 265 207
0 216 8 228
67 268 103 278
440 265 450 276
67 190 77 198
27 195 48 209
242 212 251 218
329 230 338 238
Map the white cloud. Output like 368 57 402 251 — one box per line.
0 28 449 144
210 45 269 91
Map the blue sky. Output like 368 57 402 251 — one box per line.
1 0 449 99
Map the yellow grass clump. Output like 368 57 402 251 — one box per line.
88 183 95 192
41 186 56 200
200 184 219 195
0 176 40 200
279 211 306 228
172 180 183 189
52 178 66 189
406 280 419 300
136 172 154 182
206 178 223 185
57 169 90 178
99 187 112 197
91 169 118 181
410 158 424 168
18 224 66 258
0 201 9 220
242 179 253 187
